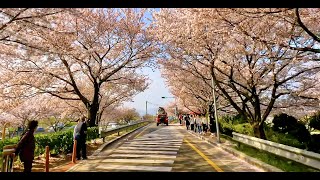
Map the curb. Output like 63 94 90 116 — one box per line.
65 123 150 172
186 130 283 172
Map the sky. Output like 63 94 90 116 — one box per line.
122 8 174 116
122 67 174 116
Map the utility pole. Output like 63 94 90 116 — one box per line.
161 96 177 119
145 101 148 117
211 76 220 143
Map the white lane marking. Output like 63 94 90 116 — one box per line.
118 146 179 151
113 149 177 155
96 164 172 172
121 144 181 149
124 141 182 146
102 159 174 164
109 154 176 159
133 138 183 142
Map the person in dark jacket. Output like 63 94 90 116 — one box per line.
185 115 190 130
73 116 88 160
15 120 38 172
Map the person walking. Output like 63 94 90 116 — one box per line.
73 116 88 160
194 115 198 133
15 120 38 172
179 114 183 125
190 115 194 131
197 116 202 134
201 116 207 133
185 115 190 130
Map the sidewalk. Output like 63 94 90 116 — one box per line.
51 162 76 172
51 124 150 172
184 126 283 172
51 123 283 172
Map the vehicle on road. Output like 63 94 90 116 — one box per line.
107 122 119 129
156 107 168 126
47 122 65 132
35 127 45 133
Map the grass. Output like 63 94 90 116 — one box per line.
222 136 320 172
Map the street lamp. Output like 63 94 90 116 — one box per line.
161 96 178 119
211 76 220 143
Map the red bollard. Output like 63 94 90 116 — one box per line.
45 146 49 172
72 140 77 164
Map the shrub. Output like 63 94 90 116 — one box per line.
217 116 253 137
264 126 305 149
272 113 298 133
0 137 20 154
233 123 254 136
308 111 320 130
87 127 99 140
232 114 248 124
1 127 99 157
289 122 311 145
218 117 233 137
308 134 320 153
272 113 311 148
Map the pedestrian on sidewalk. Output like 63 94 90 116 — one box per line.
209 114 216 135
196 115 202 133
15 120 38 172
185 114 190 130
201 116 207 133
73 116 88 160
190 115 194 131
193 115 198 133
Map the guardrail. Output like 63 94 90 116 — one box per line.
232 132 320 170
100 120 150 142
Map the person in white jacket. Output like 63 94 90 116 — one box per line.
190 115 194 131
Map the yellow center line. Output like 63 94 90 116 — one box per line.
184 138 224 172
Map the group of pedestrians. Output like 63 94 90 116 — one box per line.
181 114 208 134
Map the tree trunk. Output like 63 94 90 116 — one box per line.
253 123 266 140
87 83 101 127
87 104 99 127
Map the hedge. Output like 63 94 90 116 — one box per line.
0 127 99 157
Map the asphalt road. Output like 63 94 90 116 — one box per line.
67 122 264 172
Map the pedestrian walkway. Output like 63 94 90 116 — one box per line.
51 162 76 172
52 123 281 172
67 127 185 172
181 125 282 172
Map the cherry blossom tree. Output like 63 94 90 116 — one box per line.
0 8 64 42
152 9 230 117
116 107 141 124
0 9 157 127
152 8 320 139
219 8 320 59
